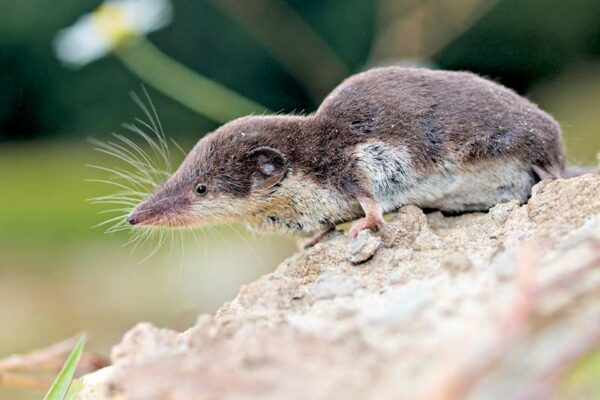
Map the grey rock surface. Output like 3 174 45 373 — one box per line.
78 175 600 400
347 230 382 264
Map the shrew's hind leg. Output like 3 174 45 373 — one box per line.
349 195 386 239
301 223 336 249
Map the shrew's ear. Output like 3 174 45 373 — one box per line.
248 146 287 190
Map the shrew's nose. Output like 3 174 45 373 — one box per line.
127 214 138 225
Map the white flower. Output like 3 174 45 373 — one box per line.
54 0 173 68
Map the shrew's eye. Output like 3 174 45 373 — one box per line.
195 184 208 196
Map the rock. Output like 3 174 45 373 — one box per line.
442 253 473 274
76 175 600 400
77 367 114 400
346 230 382 264
110 323 188 365
392 247 414 262
491 250 516 280
489 201 519 225
307 271 359 300
382 205 427 247
526 175 600 230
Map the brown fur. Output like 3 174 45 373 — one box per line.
128 67 566 236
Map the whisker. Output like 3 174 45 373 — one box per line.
89 88 186 263
89 192 143 201
100 135 171 179
93 214 129 229
142 85 166 139
87 164 155 189
140 88 170 172
133 227 155 251
228 223 261 261
178 228 185 273
91 142 157 184
105 225 130 234
111 132 156 166
111 133 167 183
127 90 170 169
140 90 170 164
168 228 175 259
122 231 144 248
169 137 187 157
137 229 167 264
207 217 235 253
85 179 141 194
130 91 160 135
91 201 138 208
105 223 131 234
98 208 133 214
123 122 169 169
88 197 139 205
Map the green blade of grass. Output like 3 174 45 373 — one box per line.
64 379 83 400
43 335 86 400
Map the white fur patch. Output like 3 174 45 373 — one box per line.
355 142 416 210
355 141 535 212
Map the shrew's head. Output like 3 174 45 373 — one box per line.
127 116 296 228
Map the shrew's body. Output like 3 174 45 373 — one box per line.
128 67 565 242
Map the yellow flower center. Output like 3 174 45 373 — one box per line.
91 4 136 47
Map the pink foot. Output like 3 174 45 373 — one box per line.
349 214 386 239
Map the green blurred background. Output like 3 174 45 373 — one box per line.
1 0 599 398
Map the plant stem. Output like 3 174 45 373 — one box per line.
115 37 270 124
213 0 349 101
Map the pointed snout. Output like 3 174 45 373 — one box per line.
126 207 154 226
126 191 193 227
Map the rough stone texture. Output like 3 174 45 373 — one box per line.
78 175 600 400
347 230 382 264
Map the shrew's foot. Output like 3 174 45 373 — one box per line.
300 224 336 249
349 214 386 239
349 196 386 239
